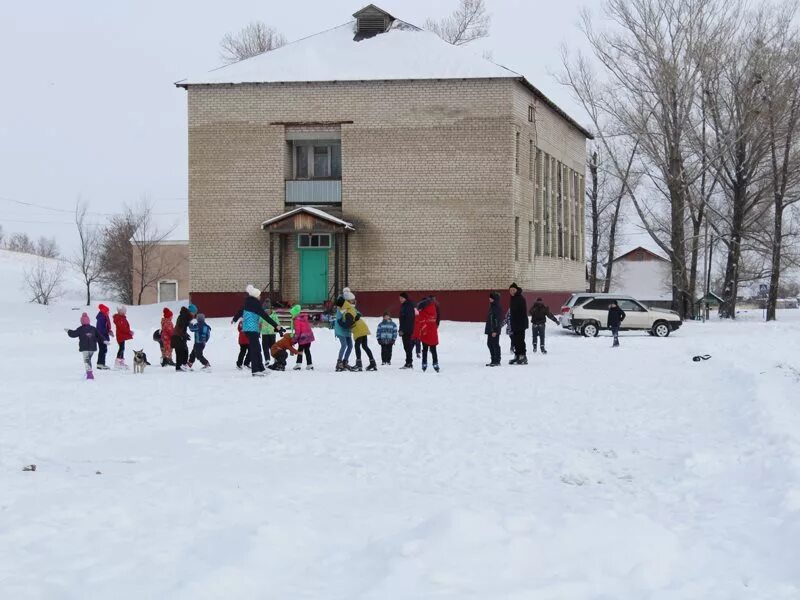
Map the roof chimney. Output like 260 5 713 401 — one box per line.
353 4 394 39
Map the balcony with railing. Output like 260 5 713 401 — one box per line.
285 179 342 205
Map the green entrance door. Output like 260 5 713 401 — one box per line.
299 249 329 304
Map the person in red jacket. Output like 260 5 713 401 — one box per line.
417 296 440 372
160 307 175 367
236 321 251 370
112 305 133 368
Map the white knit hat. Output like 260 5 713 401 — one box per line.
343 287 355 302
246 284 261 298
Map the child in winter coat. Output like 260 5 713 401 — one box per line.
172 304 195 372
236 321 251 370
485 292 502 367
188 314 212 369
95 303 112 370
269 333 298 371
259 300 280 365
292 312 315 370
112 306 133 368
66 313 99 380
376 312 398 366
334 296 356 372
160 307 175 367
351 307 377 372
417 297 440 372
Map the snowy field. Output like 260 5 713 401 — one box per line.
1 252 799 599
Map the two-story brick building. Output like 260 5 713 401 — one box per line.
176 4 591 320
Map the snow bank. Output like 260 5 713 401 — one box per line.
1 258 799 597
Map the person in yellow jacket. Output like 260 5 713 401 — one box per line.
348 293 377 372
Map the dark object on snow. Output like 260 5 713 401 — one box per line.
152 329 161 342
692 355 712 362
96 471 102 475
22 464 36 472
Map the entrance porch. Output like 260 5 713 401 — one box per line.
261 207 355 307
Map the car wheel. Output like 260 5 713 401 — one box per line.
581 322 599 338
652 321 671 338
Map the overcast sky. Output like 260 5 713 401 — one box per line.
1 0 595 251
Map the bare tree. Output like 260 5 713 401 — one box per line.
763 21 800 320
220 21 286 64
24 257 64 305
425 0 490 46
98 210 139 304
35 236 60 259
7 232 36 254
71 199 103 306
130 200 181 305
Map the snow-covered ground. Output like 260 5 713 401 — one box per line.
1 253 799 599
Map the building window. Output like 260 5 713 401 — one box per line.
298 233 332 248
293 141 341 180
514 217 520 261
515 132 520 175
529 140 534 181
535 149 542 256
528 220 533 262
544 154 551 257
528 104 535 122
557 162 564 258
157 280 178 303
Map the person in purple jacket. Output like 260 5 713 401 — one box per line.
95 303 112 370
66 313 99 380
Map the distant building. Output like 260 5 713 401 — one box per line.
609 246 672 308
174 5 591 319
131 220 189 305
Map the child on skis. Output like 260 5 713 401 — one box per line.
259 300 280 366
160 307 175 367
292 312 315 370
236 321 251 370
188 313 212 369
334 296 355 372
95 303 112 370
65 313 99 380
112 306 133 368
376 311 398 366
269 333 298 371
417 296 440 372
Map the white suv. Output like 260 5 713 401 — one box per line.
569 295 682 338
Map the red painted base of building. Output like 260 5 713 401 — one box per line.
191 290 576 322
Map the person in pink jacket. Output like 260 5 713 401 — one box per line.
292 313 315 370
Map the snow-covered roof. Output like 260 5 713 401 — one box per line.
261 206 355 231
176 7 593 139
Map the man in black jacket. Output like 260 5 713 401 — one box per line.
508 283 529 365
398 292 416 369
485 292 502 366
529 297 559 354
607 301 626 347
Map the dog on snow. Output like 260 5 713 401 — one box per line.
133 349 151 374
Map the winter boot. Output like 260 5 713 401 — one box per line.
293 363 302 371
161 358 168 367
366 360 377 372
541 347 548 355
352 360 363 372
422 363 428 372
486 362 499 367
335 360 344 372
306 364 314 371
86 370 94 380
201 363 211 370
613 338 620 348
532 346 538 354
508 355 519 365
517 355 528 365
400 363 413 370
433 364 440 373
96 364 110 371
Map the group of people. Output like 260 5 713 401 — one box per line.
65 282 617 380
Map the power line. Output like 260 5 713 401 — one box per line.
0 195 187 217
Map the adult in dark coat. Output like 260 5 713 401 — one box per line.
232 286 283 376
485 292 502 366
508 283 529 364
607 301 626 347
529 298 559 354
398 292 416 368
